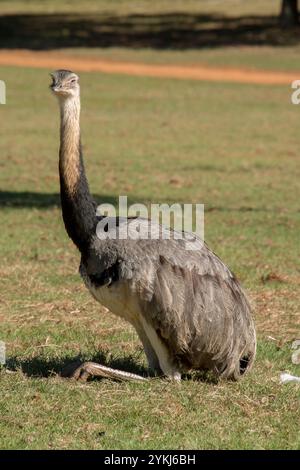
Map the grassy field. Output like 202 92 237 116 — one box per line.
2 0 300 72
0 0 282 15
0 0 300 451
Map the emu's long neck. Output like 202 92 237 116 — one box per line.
59 95 96 252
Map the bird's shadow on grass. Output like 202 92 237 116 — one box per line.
6 351 148 381
6 353 219 384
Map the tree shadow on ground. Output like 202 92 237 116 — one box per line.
0 12 300 50
1 190 297 214
0 191 136 209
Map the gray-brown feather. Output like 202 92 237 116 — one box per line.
81 218 256 380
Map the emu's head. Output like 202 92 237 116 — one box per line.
50 70 79 99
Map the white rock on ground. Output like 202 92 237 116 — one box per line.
280 373 300 384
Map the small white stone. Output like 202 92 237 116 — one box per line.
280 372 300 384
291 349 300 365
291 339 300 350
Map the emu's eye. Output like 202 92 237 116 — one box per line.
70 78 77 84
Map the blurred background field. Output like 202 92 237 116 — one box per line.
1 0 300 71
0 0 299 450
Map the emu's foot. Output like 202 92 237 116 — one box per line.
60 360 82 378
61 361 148 382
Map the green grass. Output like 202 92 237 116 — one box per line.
0 342 299 450
0 0 300 450
0 0 281 15
55 45 300 73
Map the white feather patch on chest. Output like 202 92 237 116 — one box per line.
80 264 181 380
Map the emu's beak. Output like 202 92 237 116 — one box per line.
51 85 67 95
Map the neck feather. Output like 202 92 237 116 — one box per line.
59 97 81 195
59 95 96 252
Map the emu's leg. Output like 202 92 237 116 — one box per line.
135 324 162 376
140 317 182 382
63 361 148 382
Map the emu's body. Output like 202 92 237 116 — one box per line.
51 70 256 381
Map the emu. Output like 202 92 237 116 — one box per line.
50 69 256 382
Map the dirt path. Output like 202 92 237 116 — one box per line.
0 49 298 85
